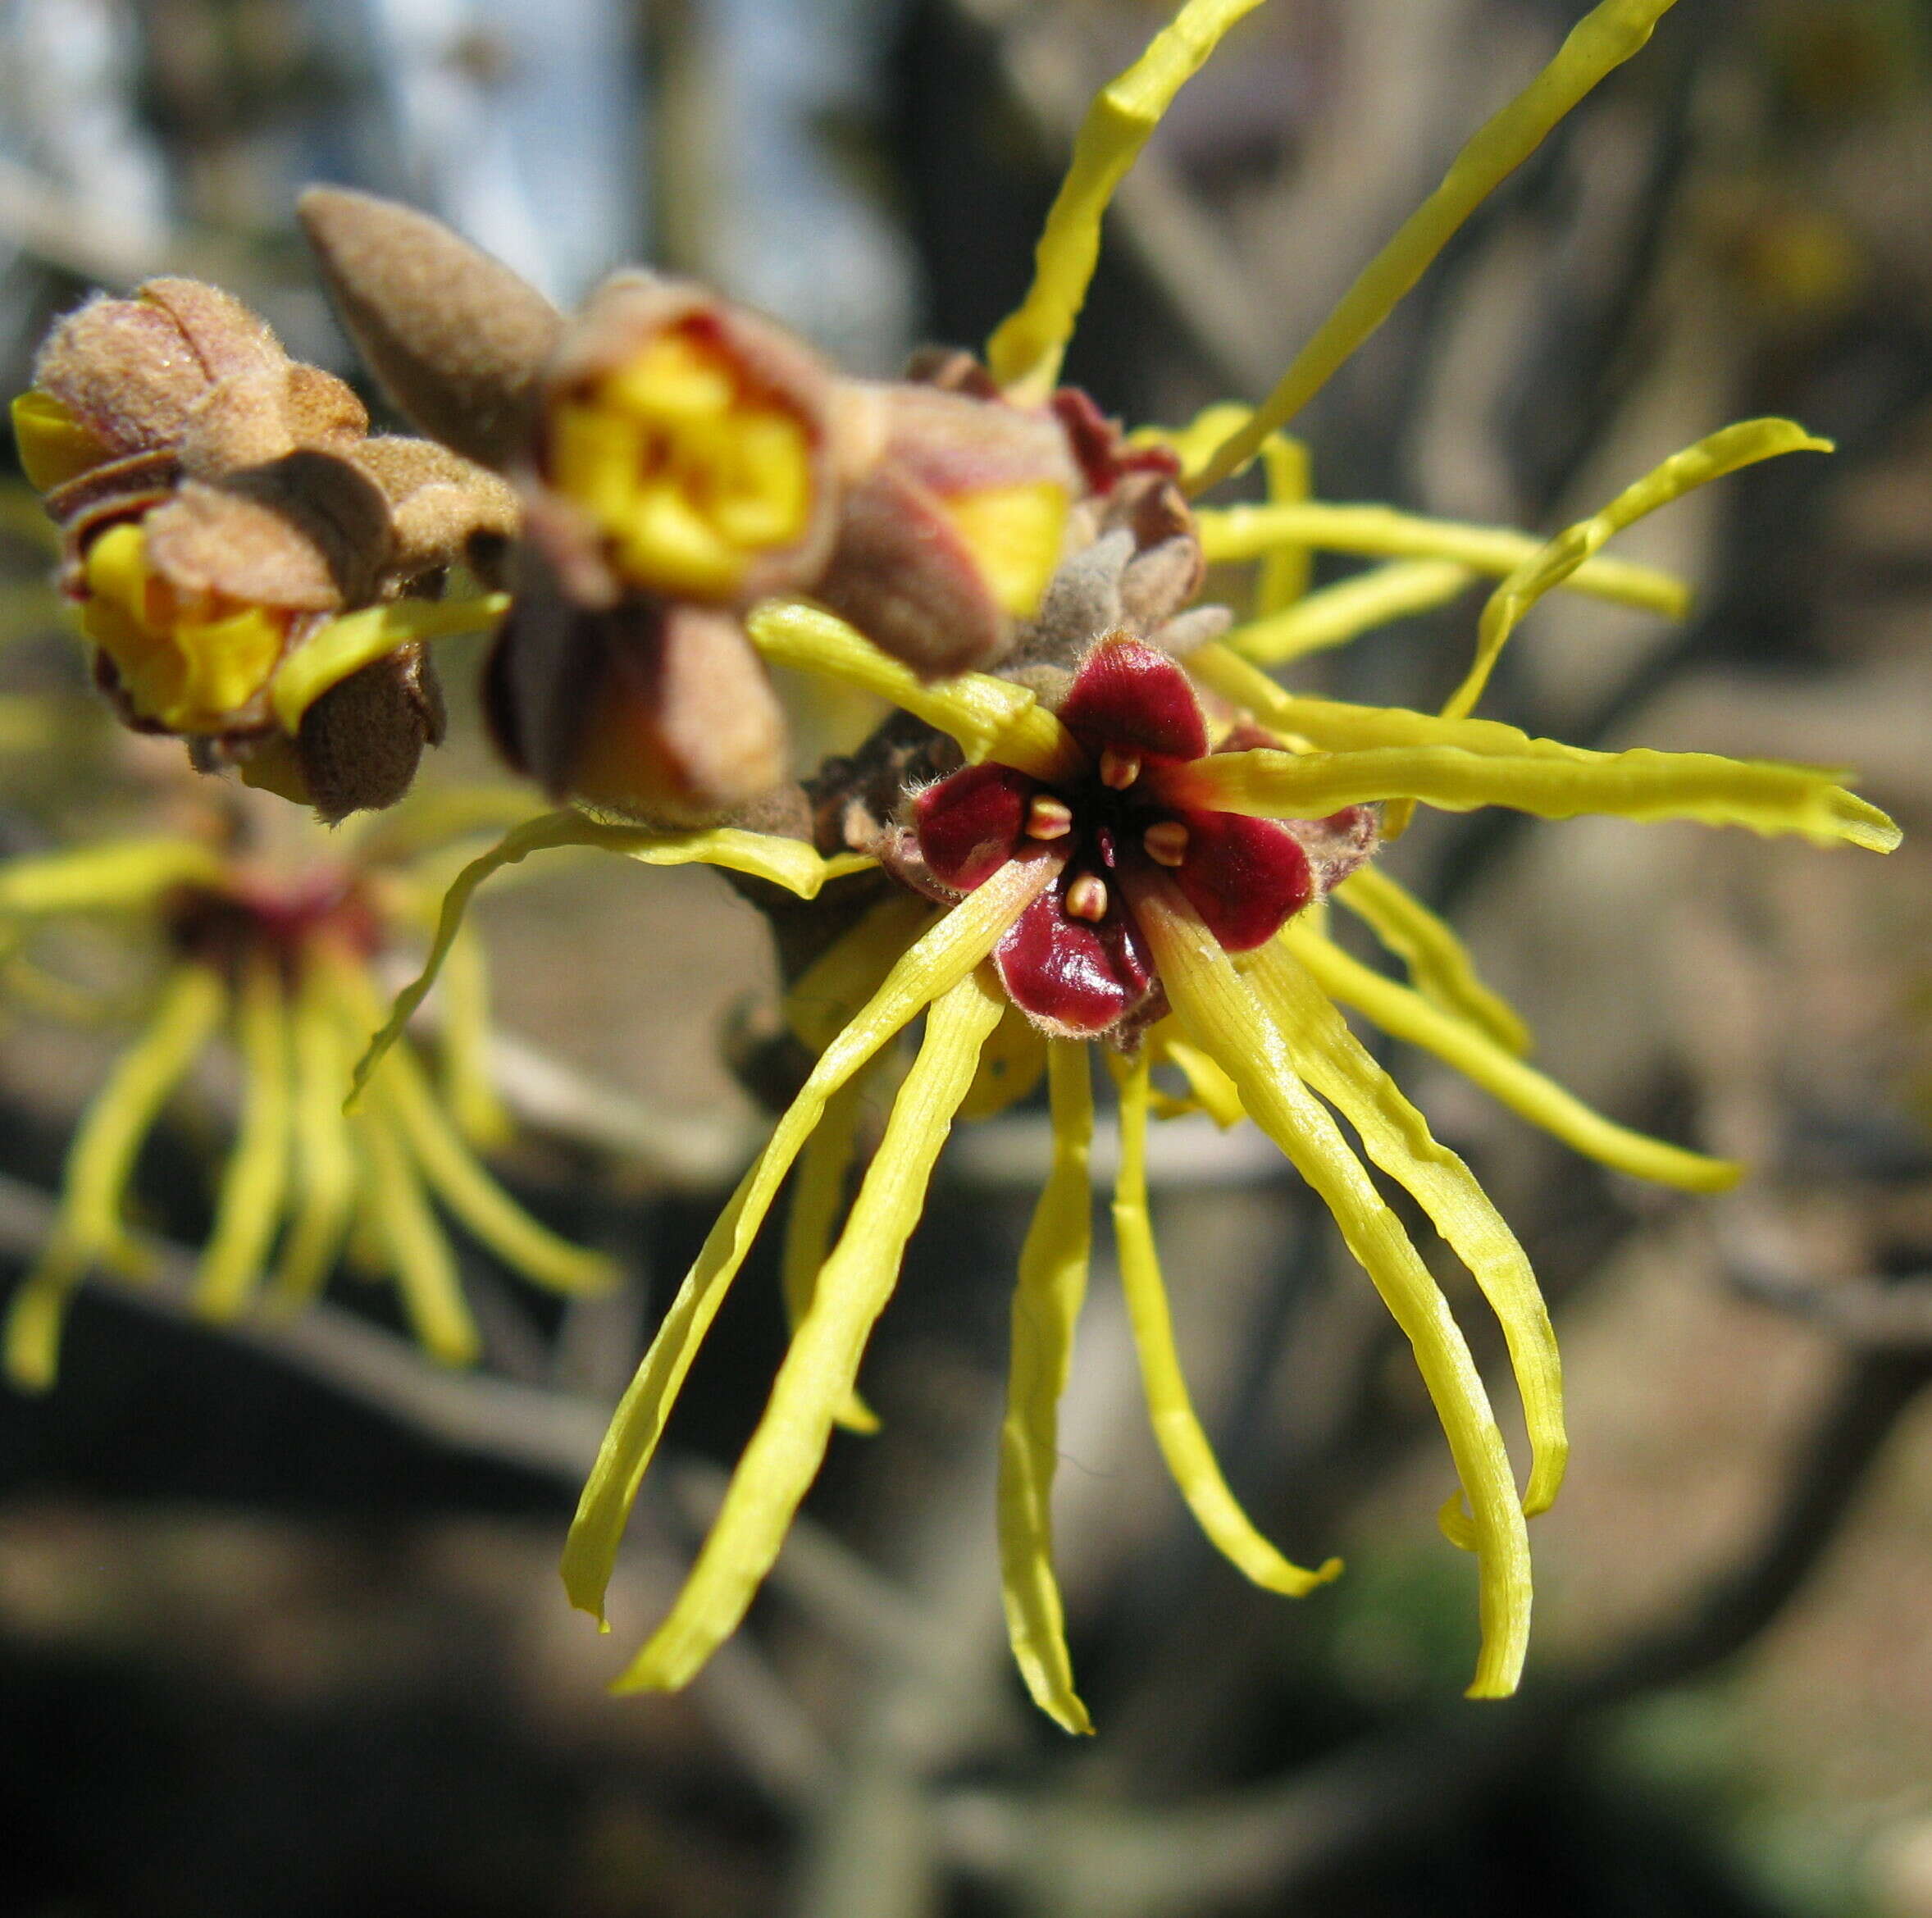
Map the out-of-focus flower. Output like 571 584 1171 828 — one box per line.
0 790 615 1390
11 278 517 818
331 0 1902 1724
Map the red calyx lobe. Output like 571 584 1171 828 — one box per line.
911 635 1317 1038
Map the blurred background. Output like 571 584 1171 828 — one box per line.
1 0 1930 1912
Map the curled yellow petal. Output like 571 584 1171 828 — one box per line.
1184 740 1899 851
0 838 226 917
748 599 1081 781
985 0 1267 399
1447 421 1830 726
1136 880 1530 1697
999 1040 1096 1734
1196 503 1687 618
784 892 938 1054
959 1005 1049 1121
1246 938 1565 1518
353 1088 481 1366
562 854 1057 1623
193 954 292 1322
780 1068 884 1436
613 968 1005 1693
1191 0 1683 492
1114 1048 1342 1601
1228 558 1474 666
328 951 615 1296
435 917 513 1149
5 963 226 1391
1146 1023 1245 1128
1286 922 1739 1193
269 595 510 732
1333 866 1531 1055
270 970 359 1307
350 807 875 1102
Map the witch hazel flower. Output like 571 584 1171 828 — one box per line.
905 634 1374 1041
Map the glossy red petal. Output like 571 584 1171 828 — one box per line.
914 762 1035 891
1058 636 1209 762
995 886 1155 1036
1170 808 1312 951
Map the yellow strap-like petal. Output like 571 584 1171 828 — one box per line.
1228 558 1474 666
959 1004 1049 1121
194 954 292 1321
1333 866 1531 1055
349 807 876 1103
353 1085 481 1366
1283 923 1740 1193
1114 1049 1342 1601
435 917 513 1150
1196 503 1687 617
0 837 226 917
1136 879 1530 1696
1246 938 1565 1517
270 969 359 1307
999 1040 1096 1733
984 0 1267 399
1146 1021 1246 1128
784 892 938 1054
1449 421 1829 726
1182 740 1900 851
562 854 1058 1621
747 599 1081 781
1191 0 1683 491
1138 406 1315 608
4 962 227 1389
780 1068 885 1436
328 951 616 1296
613 968 1006 1692
269 595 510 733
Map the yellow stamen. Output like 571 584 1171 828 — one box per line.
1098 747 1141 790
1113 1049 1342 1599
998 1040 1096 1735
611 968 1005 1693
1191 0 1683 492
1064 873 1109 922
1026 795 1075 841
1142 820 1189 868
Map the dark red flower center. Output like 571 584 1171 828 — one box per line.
913 636 1319 1037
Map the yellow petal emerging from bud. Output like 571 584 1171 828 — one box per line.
80 522 289 732
11 390 112 491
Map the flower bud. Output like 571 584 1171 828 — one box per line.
485 561 787 824
813 380 1080 676
532 274 839 609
